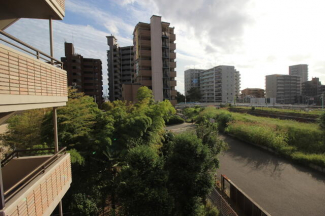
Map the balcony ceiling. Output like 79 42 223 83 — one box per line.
0 0 65 21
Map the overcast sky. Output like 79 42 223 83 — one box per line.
3 0 325 95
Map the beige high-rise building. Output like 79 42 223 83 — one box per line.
289 64 308 83
266 74 301 104
132 15 177 105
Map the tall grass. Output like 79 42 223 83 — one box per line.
199 107 325 168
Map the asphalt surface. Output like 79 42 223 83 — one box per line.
166 123 325 216
218 135 325 216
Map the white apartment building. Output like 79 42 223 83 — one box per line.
289 64 308 83
200 66 240 103
266 74 301 104
184 69 204 94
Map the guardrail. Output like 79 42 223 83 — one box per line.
1 148 55 167
208 188 238 216
2 147 67 203
0 30 63 68
221 174 271 216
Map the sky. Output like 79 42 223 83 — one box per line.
3 0 325 95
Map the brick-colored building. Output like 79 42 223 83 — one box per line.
241 88 265 98
61 43 103 106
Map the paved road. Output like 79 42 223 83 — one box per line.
218 135 325 216
166 123 325 216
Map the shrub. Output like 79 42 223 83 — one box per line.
216 112 234 132
251 106 256 111
318 112 325 129
166 115 185 125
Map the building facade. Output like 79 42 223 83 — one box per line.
302 77 323 104
184 69 204 95
289 64 308 83
0 1 72 215
62 43 103 106
107 36 134 101
132 15 177 105
266 74 301 104
200 66 240 103
241 88 265 98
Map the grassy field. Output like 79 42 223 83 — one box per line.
197 107 325 168
234 106 324 116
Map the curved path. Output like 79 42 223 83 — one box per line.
218 135 325 216
166 123 325 216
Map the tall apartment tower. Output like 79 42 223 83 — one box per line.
133 15 177 105
107 36 134 101
62 43 103 106
184 69 204 94
289 64 308 83
266 74 301 104
200 66 240 103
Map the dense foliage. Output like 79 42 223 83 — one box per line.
165 115 185 125
197 107 325 167
1 87 223 216
187 87 202 102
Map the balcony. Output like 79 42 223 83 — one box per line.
171 90 177 96
170 43 176 50
170 71 176 78
0 0 65 29
138 29 151 37
170 34 176 41
170 62 176 68
141 80 152 86
1 148 72 216
140 69 151 77
0 43 68 113
169 52 176 59
170 80 177 87
140 50 151 57
140 60 151 67
139 40 151 48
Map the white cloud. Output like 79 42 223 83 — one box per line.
3 0 325 95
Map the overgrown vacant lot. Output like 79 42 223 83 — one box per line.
233 106 323 117
195 107 325 168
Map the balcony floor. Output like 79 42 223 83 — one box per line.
2 155 51 192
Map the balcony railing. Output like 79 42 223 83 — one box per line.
1 148 72 216
0 31 68 113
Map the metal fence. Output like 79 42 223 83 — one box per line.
208 188 238 216
221 175 271 216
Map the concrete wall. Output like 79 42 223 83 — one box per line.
150 16 163 101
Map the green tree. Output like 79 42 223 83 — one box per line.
176 91 185 103
187 87 202 102
118 145 173 216
167 132 218 216
1 109 47 149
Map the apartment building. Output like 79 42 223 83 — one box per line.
131 15 177 105
289 64 308 83
184 69 204 94
107 36 134 101
266 74 301 104
0 1 71 215
61 43 103 106
302 77 323 104
241 88 265 98
200 66 240 103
